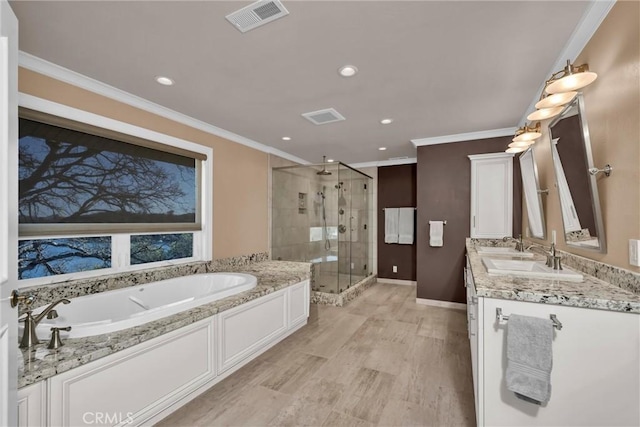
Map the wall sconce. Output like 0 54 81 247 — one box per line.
513 123 542 143
507 59 598 153
527 59 597 121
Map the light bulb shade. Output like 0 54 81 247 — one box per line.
513 123 541 142
506 147 527 153
527 106 564 121
513 132 541 142
508 140 534 148
535 91 577 109
546 62 597 94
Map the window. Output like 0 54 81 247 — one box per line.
17 103 211 284
130 233 194 265
18 237 111 280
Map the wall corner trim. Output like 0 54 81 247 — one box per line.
18 51 310 166
411 128 517 147
415 298 466 311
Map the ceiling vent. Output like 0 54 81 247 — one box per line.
226 0 289 33
302 108 346 125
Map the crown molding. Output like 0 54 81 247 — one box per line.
411 128 516 147
518 0 616 126
18 51 310 165
350 157 417 169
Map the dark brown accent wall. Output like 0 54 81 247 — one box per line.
416 137 522 303
552 115 597 235
377 164 417 280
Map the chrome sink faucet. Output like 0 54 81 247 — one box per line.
19 297 71 349
502 235 525 252
526 243 563 270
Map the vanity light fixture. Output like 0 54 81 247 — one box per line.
282 136 291 141
505 146 527 154
378 147 387 151
512 123 542 143
338 65 358 77
523 60 596 126
380 118 393 125
155 76 174 86
545 60 598 94
527 106 564 121
535 91 577 109
508 140 534 149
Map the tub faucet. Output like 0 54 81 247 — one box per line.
19 298 71 349
503 235 524 252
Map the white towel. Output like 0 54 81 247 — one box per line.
429 220 444 247
384 208 399 243
398 208 415 244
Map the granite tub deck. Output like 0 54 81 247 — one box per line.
18 260 311 389
467 239 640 314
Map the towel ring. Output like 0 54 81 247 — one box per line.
496 308 563 330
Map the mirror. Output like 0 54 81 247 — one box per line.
548 93 606 252
519 147 546 239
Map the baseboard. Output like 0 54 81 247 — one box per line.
415 298 466 311
377 278 416 286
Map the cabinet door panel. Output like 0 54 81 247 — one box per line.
482 298 640 426
217 291 287 373
49 321 214 427
469 154 513 238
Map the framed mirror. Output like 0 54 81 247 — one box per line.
548 93 606 252
519 147 546 239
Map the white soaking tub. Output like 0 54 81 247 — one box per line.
30 273 257 338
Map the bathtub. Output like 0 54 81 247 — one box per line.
29 273 257 339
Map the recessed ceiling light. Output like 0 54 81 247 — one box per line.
282 136 291 141
378 147 387 151
380 118 393 125
338 65 358 77
327 159 335 163
155 76 174 86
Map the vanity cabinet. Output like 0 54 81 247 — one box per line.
465 268 640 426
468 153 514 238
17 382 46 427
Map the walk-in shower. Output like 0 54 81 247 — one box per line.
272 161 373 294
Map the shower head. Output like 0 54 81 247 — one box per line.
316 156 333 175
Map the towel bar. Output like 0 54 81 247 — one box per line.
496 307 563 330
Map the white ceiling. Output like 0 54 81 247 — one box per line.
11 1 592 165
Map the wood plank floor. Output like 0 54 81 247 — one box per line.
157 283 476 426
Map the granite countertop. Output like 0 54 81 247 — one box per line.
466 240 640 314
18 260 311 389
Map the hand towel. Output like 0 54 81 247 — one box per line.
429 220 444 247
398 208 415 244
506 314 554 405
384 208 399 243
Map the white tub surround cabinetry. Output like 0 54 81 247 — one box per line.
18 279 309 427
465 241 640 427
16 260 311 427
468 153 514 238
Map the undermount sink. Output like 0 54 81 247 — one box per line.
476 247 534 258
482 257 583 282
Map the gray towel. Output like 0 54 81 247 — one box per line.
506 314 554 405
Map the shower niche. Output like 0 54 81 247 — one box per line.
272 162 373 294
